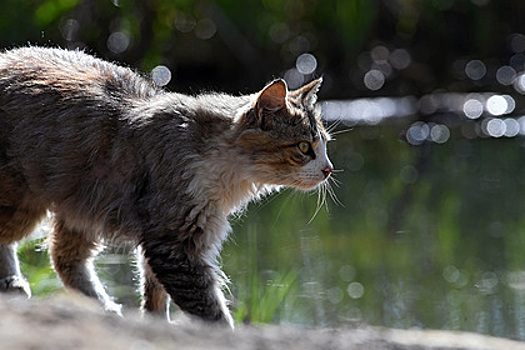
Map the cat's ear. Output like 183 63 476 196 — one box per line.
293 77 323 107
256 79 288 114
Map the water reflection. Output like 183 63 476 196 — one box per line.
321 96 417 125
321 91 525 143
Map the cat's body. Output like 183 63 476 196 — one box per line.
0 46 333 327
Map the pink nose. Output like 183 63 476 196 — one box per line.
322 166 333 178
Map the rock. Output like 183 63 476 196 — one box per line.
0 294 524 350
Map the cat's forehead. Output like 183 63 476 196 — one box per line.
276 102 326 141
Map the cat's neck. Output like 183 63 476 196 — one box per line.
190 145 271 215
141 92 271 214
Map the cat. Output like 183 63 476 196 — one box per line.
0 46 333 327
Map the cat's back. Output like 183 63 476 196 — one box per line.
0 47 163 201
0 46 159 109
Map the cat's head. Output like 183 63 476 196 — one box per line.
236 78 333 190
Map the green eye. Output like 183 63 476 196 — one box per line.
298 141 311 154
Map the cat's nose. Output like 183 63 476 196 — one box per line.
322 165 333 178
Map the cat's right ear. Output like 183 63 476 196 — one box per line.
255 79 288 115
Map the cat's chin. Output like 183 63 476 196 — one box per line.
294 180 325 191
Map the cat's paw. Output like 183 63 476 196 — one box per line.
104 301 123 317
0 275 31 298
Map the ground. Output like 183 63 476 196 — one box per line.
1 293 525 350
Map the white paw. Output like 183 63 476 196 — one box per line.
0 275 32 298
104 301 123 316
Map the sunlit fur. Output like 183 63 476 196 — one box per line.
0 46 333 327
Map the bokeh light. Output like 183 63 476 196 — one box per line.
327 287 344 304
347 282 365 299
363 70 385 90
174 13 196 33
463 98 484 119
486 95 508 116
504 118 520 137
107 31 130 54
151 65 172 86
430 124 450 144
195 18 216 40
296 53 317 75
513 74 525 93
443 265 461 284
496 66 516 85
389 49 411 70
485 118 506 137
370 45 389 62
406 122 430 145
339 265 356 282
465 60 486 80
321 96 418 125
502 95 516 114
284 68 304 89
510 33 525 53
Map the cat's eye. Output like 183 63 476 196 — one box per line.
298 141 311 154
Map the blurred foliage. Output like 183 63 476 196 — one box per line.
1 0 525 96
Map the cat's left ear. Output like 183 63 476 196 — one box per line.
256 79 288 114
293 77 323 108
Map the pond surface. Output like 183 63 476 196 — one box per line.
222 116 525 340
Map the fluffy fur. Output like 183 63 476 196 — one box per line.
0 47 333 327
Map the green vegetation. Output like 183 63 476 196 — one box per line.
227 227 298 324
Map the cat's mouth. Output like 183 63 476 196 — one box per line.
294 177 330 191
286 164 334 190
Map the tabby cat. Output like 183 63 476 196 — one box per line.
0 47 333 327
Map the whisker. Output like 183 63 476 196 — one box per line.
316 186 322 209
327 187 343 207
326 178 344 207
308 184 326 225
322 183 330 212
330 128 354 136
327 174 342 187
326 119 343 134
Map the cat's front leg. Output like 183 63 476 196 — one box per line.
140 239 234 328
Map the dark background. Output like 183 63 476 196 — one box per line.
3 0 525 97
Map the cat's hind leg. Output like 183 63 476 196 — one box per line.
49 219 122 314
0 243 31 296
0 204 45 297
137 247 170 319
